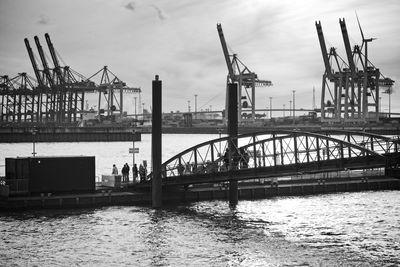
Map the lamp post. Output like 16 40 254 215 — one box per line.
194 94 197 120
31 127 38 157
283 104 286 117
269 97 272 119
217 128 222 156
142 103 145 120
379 96 382 114
134 97 137 121
289 100 292 117
292 90 296 124
132 129 136 170
389 89 391 118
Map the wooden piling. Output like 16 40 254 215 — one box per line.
228 83 238 206
152 75 162 208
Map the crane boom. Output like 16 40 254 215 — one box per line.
315 21 333 79
45 33 64 84
34 36 54 86
216 23 234 81
24 38 44 88
339 18 356 74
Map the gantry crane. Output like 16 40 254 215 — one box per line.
0 73 39 123
217 23 272 122
85 66 141 119
316 17 394 123
1 34 140 125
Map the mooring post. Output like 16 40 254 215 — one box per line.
152 75 162 208
228 83 238 206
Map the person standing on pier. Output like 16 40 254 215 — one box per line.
112 164 118 175
125 163 130 183
132 164 138 183
139 164 145 182
223 148 230 171
121 164 129 182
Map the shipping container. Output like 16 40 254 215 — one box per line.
5 156 95 195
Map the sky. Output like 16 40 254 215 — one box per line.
1 0 399 115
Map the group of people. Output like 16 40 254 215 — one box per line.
223 147 250 170
111 162 148 183
174 147 251 176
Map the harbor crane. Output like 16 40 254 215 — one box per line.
1 33 140 125
316 17 394 123
0 73 38 123
217 23 272 122
85 66 141 119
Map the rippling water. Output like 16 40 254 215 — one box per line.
1 134 399 266
1 191 399 266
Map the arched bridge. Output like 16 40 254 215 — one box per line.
151 130 400 186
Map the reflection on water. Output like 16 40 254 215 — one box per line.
1 191 399 266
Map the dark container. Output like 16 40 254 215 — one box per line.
5 156 95 195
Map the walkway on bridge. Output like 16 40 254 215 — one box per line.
142 130 400 187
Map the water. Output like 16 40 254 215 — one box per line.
0 133 221 177
1 192 399 266
1 134 399 266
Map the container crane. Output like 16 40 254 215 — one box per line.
316 17 394 123
35 35 61 121
1 34 141 126
0 73 38 123
24 38 47 122
217 23 272 122
86 66 141 119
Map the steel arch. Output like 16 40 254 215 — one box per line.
158 130 392 185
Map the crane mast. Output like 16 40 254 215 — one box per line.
216 23 272 122
34 36 54 87
45 33 64 84
24 38 43 88
315 21 333 80
339 19 356 74
217 23 235 82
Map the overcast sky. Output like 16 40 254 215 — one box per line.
1 0 399 115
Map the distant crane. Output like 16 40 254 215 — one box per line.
315 17 394 123
85 66 141 119
217 23 272 122
0 73 38 123
1 33 141 125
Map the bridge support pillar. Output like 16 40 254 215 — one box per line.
228 83 238 206
152 75 162 208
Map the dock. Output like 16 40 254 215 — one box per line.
1 175 399 211
0 126 141 143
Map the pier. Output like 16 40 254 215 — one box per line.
1 173 399 211
0 126 141 143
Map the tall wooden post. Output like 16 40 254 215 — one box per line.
152 75 162 208
228 83 238 206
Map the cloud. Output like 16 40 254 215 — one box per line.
149 4 166 20
37 14 49 25
123 2 166 21
124 1 136 12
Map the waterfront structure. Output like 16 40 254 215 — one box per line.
152 130 400 187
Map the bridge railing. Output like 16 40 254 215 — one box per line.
161 130 390 181
318 130 400 154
